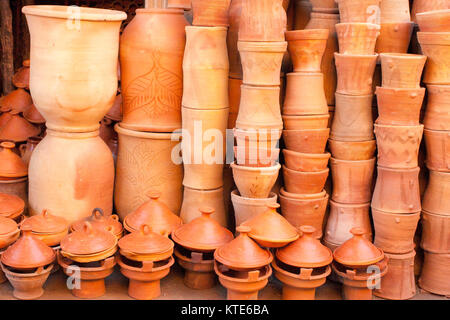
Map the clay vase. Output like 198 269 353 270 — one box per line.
379 53 427 89
331 93 374 141
120 9 188 132
418 252 450 296
421 211 450 254
231 190 277 227
227 0 243 79
114 125 183 219
283 149 330 172
328 140 376 161
239 0 287 42
182 26 229 109
231 162 281 199
282 115 330 130
282 129 330 153
376 22 414 54
412 0 450 23
423 129 450 172
417 32 450 85
335 53 377 95
285 29 329 73
191 0 231 27
282 166 329 194
19 136 42 167
416 9 450 32
423 85 450 131
23 6 126 132
336 23 380 55
336 0 381 24
422 171 450 216
375 87 425 126
330 158 375 204
294 0 312 30
380 0 411 23
371 166 421 214
28 130 114 224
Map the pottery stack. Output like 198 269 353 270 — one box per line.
415 9 450 298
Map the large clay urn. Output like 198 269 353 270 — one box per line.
376 22 414 54
23 6 126 132
423 85 450 131
417 32 450 85
336 23 380 55
120 9 188 132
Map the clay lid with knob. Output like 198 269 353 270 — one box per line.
0 142 28 179
0 192 25 218
0 216 19 236
0 115 40 143
333 228 384 267
0 89 32 114
118 224 174 256
171 207 234 252
21 209 68 235
12 60 30 89
214 225 273 270
1 226 55 269
276 226 333 268
71 208 123 237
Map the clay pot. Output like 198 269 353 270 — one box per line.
0 217 19 249
416 9 450 32
0 115 40 143
417 32 450 85
422 171 450 216
234 128 282 150
282 115 330 130
231 190 278 227
283 73 328 116
375 87 425 126
380 0 411 23
21 209 69 247
423 85 450 130
239 0 287 42
23 104 45 125
0 89 32 114
174 249 216 290
227 0 243 78
120 9 187 132
376 22 414 54
335 53 377 95
330 158 376 204
328 139 376 161
379 53 427 89
12 60 30 90
18 137 41 168
238 41 287 86
285 29 329 72
71 208 123 240
294 1 312 30
423 129 450 172
309 0 337 12
234 146 280 168
23 6 126 132
336 23 380 55
412 0 450 22
418 252 450 296
283 149 330 172
182 26 229 109
421 211 450 254
0 179 28 216
283 166 329 194
280 188 327 200
168 0 191 10
231 162 281 199
282 129 330 153
228 77 241 127
191 0 230 26
371 166 421 214
336 0 381 24
0 142 27 179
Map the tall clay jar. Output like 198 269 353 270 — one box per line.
23 6 126 132
120 9 188 132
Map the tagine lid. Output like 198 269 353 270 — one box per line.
214 226 273 269
0 142 28 178
118 224 174 255
276 226 333 268
0 192 25 217
12 60 30 89
1 227 55 269
0 217 18 236
333 228 384 267
0 115 40 142
172 207 234 251
23 103 45 124
0 112 13 128
72 208 123 236
21 209 68 234
0 89 32 114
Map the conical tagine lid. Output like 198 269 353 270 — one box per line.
23 103 45 124
0 112 13 128
0 193 24 218
0 142 28 178
21 209 68 234
0 89 32 113
119 224 174 256
172 207 234 251
214 226 273 270
72 208 123 236
0 217 18 236
276 226 333 268
0 115 40 142
12 60 30 89
333 228 384 267
1 227 55 269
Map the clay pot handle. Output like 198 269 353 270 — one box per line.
267 203 280 211
140 224 152 236
82 221 94 235
147 191 161 200
299 225 315 237
111 214 119 221
236 225 251 235
350 227 365 238
41 209 51 219
199 207 215 218
92 208 104 220
0 141 15 150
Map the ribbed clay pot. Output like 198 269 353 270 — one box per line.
371 166 421 214
120 9 188 132
191 0 231 27
227 0 243 78
376 22 414 54
379 53 427 89
335 53 377 95
231 162 281 199
282 129 330 154
421 211 450 254
423 129 450 172
335 0 381 24
423 85 450 131
282 165 329 194
418 252 450 296
380 0 411 23
417 32 450 85
422 171 450 216
328 139 376 161
282 115 330 130
283 149 330 172
412 0 450 23
336 23 380 55
231 190 277 227
416 9 450 32
23 6 126 132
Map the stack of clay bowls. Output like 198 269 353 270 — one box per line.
370 53 426 300
416 9 450 297
172 207 233 289
0 217 20 284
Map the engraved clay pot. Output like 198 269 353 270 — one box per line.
231 190 278 228
328 140 376 161
335 53 378 95
376 22 414 54
282 115 330 130
423 85 450 131
283 128 329 154
417 32 450 85
418 252 450 296
231 162 281 199
191 0 231 27
379 53 427 89
423 129 450 172
283 149 330 172
421 211 450 254
380 0 411 23
282 165 329 194
416 9 450 32
335 0 381 24
422 171 450 216
336 23 380 55
412 0 450 23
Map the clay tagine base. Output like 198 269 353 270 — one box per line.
175 248 216 290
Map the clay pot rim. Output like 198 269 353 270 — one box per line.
376 166 421 173
309 12 340 19
417 32 450 44
379 53 427 61
335 22 380 30
424 128 450 134
183 185 224 193
422 209 450 219
426 84 450 92
286 72 323 79
115 123 181 140
330 157 376 165
186 26 228 32
329 199 371 209
334 52 378 59
279 187 327 200
230 162 281 173
282 114 330 120
272 259 332 281
283 165 329 176
335 92 373 99
0 177 27 184
238 41 288 52
374 123 425 130
384 250 416 260
416 9 450 31
375 86 426 95
371 207 421 217
328 138 376 145
136 8 184 14
285 29 329 40
283 128 330 134
231 190 278 204
282 149 331 160
22 5 127 21
240 84 280 92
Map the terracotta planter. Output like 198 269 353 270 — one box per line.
191 0 231 27
282 129 330 153
114 125 183 219
227 0 243 78
182 26 229 109
371 166 421 214
335 53 377 96
283 73 328 116
283 165 329 194
380 0 411 23
282 115 330 130
418 252 450 296
377 22 414 54
231 162 280 199
234 146 280 168
423 129 450 172
330 158 375 204
234 128 281 150
23 6 126 132
412 0 450 23
422 171 450 216
421 211 450 254
231 190 277 227
238 41 287 86
283 149 330 172
379 53 427 89
417 32 450 85
336 23 380 55
416 9 450 32
285 29 329 72
423 85 450 130
336 0 381 24
328 139 376 161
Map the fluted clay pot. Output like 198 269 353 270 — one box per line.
336 23 380 55
120 9 187 132
23 6 126 132
182 26 229 109
282 115 330 130
371 166 421 214
328 139 376 161
376 22 414 54
335 53 377 95
114 125 183 219
374 124 423 169
336 0 381 24
379 53 427 89
380 0 411 23
416 9 450 32
191 0 231 27
423 129 450 172
282 129 330 154
421 211 450 254
283 149 330 172
283 166 329 194
330 158 375 204
423 85 450 131
422 171 450 216
418 252 450 296
234 128 281 150
227 0 243 78
231 162 280 199
231 190 277 228
412 0 450 23
285 29 329 73
417 32 450 85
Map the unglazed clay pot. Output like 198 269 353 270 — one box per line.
22 209 69 247
328 139 376 161
417 32 450 85
234 128 281 150
234 146 280 168
375 87 425 126
282 129 330 153
336 23 380 55
416 9 450 32
191 0 231 27
423 85 450 131
23 6 126 132
0 179 28 216
114 125 183 219
282 166 329 194
231 162 280 199
423 129 450 172
412 0 450 23
294 0 312 30
422 171 450 216
421 211 450 253
282 115 330 130
371 166 421 214
227 0 243 78
231 190 277 227
168 0 192 10
283 149 330 172
335 53 377 95
120 9 188 132
376 22 414 54
0 142 28 179
0 89 32 114
330 158 375 204
285 29 329 73
336 0 381 24
239 0 287 42
0 115 40 143
380 0 411 23
182 26 229 109
418 252 450 296
379 53 427 89
309 0 337 12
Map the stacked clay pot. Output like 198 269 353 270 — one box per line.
416 10 450 297
280 28 331 239
371 53 427 300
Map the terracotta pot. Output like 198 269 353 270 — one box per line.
22 209 69 247
0 142 27 179
182 26 229 109
336 23 380 55
0 89 32 114
0 115 40 143
227 0 243 78
418 252 450 296
416 9 450 32
283 73 328 116
423 85 450 131
294 0 312 30
417 32 450 85
423 129 450 172
280 187 326 200
422 171 450 216
309 0 337 12
239 0 287 42
285 29 329 73
283 149 330 172
330 158 375 204
0 178 28 216
421 211 450 254
331 93 374 141
231 162 280 199
234 146 280 168
228 78 241 128
191 0 231 27
328 139 376 161
231 190 277 227
283 129 330 153
376 22 414 54
71 208 122 240
336 0 381 24
371 166 421 213
19 136 42 167
335 53 377 95
380 0 411 23
283 165 329 194
12 60 30 90
234 128 281 150
23 6 125 132
379 53 427 89
238 41 287 87
412 0 450 23
282 115 329 130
